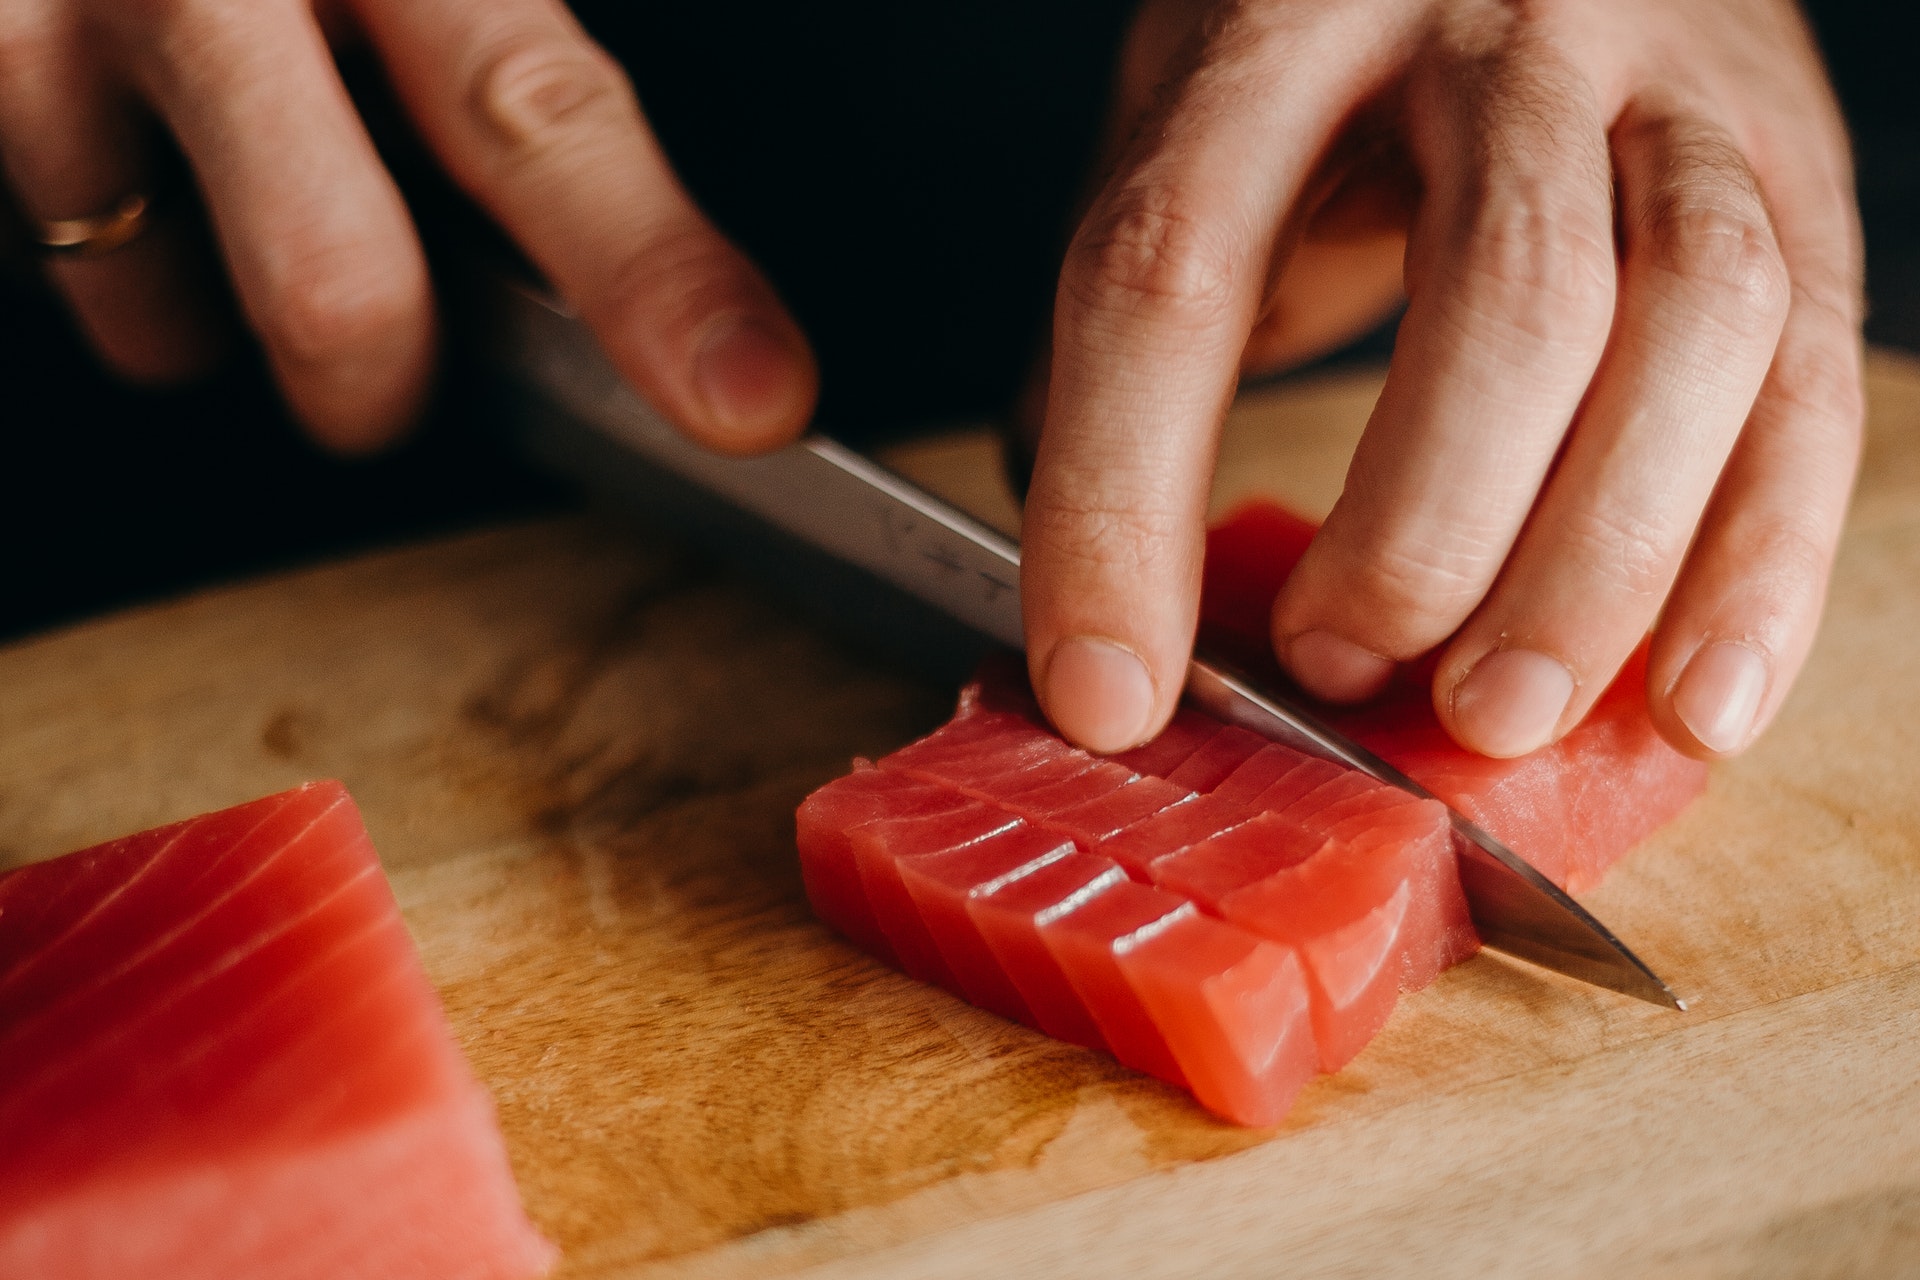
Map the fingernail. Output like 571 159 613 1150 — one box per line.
1045 636 1156 754
1286 630 1396 703
693 314 808 439
1673 642 1768 754
1452 648 1575 758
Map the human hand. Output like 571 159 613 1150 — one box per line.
1022 0 1863 762
0 0 816 453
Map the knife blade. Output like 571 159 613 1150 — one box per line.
495 279 1685 1010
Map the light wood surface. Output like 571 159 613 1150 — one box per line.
4 354 1919 1278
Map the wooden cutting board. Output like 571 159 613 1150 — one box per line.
4 353 1919 1279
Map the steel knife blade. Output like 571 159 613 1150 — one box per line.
496 280 1685 1010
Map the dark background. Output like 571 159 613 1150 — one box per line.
0 0 1911 643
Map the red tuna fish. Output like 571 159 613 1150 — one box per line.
0 781 554 1280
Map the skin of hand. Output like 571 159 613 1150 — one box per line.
1 0 1859 770
1023 0 1865 765
0 0 817 454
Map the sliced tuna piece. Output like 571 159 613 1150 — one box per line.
1038 879 1192 1086
896 824 1077 1025
968 850 1127 1050
1165 725 1271 792
1040 775 1195 848
797 768 975 964
1114 907 1317 1127
1111 707 1218 779
1097 791 1260 879
851 800 1023 987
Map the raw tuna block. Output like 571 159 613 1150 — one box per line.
1341 649 1706 891
0 781 553 1280
1196 500 1319 671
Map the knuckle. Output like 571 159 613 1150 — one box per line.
0 18 56 85
1066 188 1243 331
1455 187 1616 344
1623 115 1791 328
1790 254 1865 330
1736 518 1832 593
122 0 239 69
596 219 750 327
1691 515 1836 650
263 252 424 368
1560 502 1674 601
1364 548 1487 631
116 0 193 37
469 29 632 155
1766 332 1865 443
1646 200 1789 327
1323 532 1497 648
1027 484 1186 581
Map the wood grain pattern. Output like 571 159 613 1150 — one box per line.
3 354 1918 1278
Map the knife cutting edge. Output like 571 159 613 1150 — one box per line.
495 279 1685 1011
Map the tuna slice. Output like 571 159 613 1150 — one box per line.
797 499 1708 1127
0 781 554 1280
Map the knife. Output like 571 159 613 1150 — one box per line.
492 280 1685 1011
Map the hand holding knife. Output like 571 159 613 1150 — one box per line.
495 279 1684 1011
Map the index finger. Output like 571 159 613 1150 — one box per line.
352 0 816 453
1025 5 1402 752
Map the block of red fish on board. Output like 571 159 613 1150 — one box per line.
0 781 553 1280
799 766 1324 1124
798 678 1471 1122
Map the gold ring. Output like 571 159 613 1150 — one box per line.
36 192 153 258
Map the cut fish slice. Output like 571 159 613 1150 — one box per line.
1114 908 1317 1127
1038 879 1193 1086
796 768 975 965
1165 726 1270 793
851 801 1023 987
969 851 1127 1049
897 824 1076 1024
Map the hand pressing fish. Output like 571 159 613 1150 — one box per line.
797 504 1707 1127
